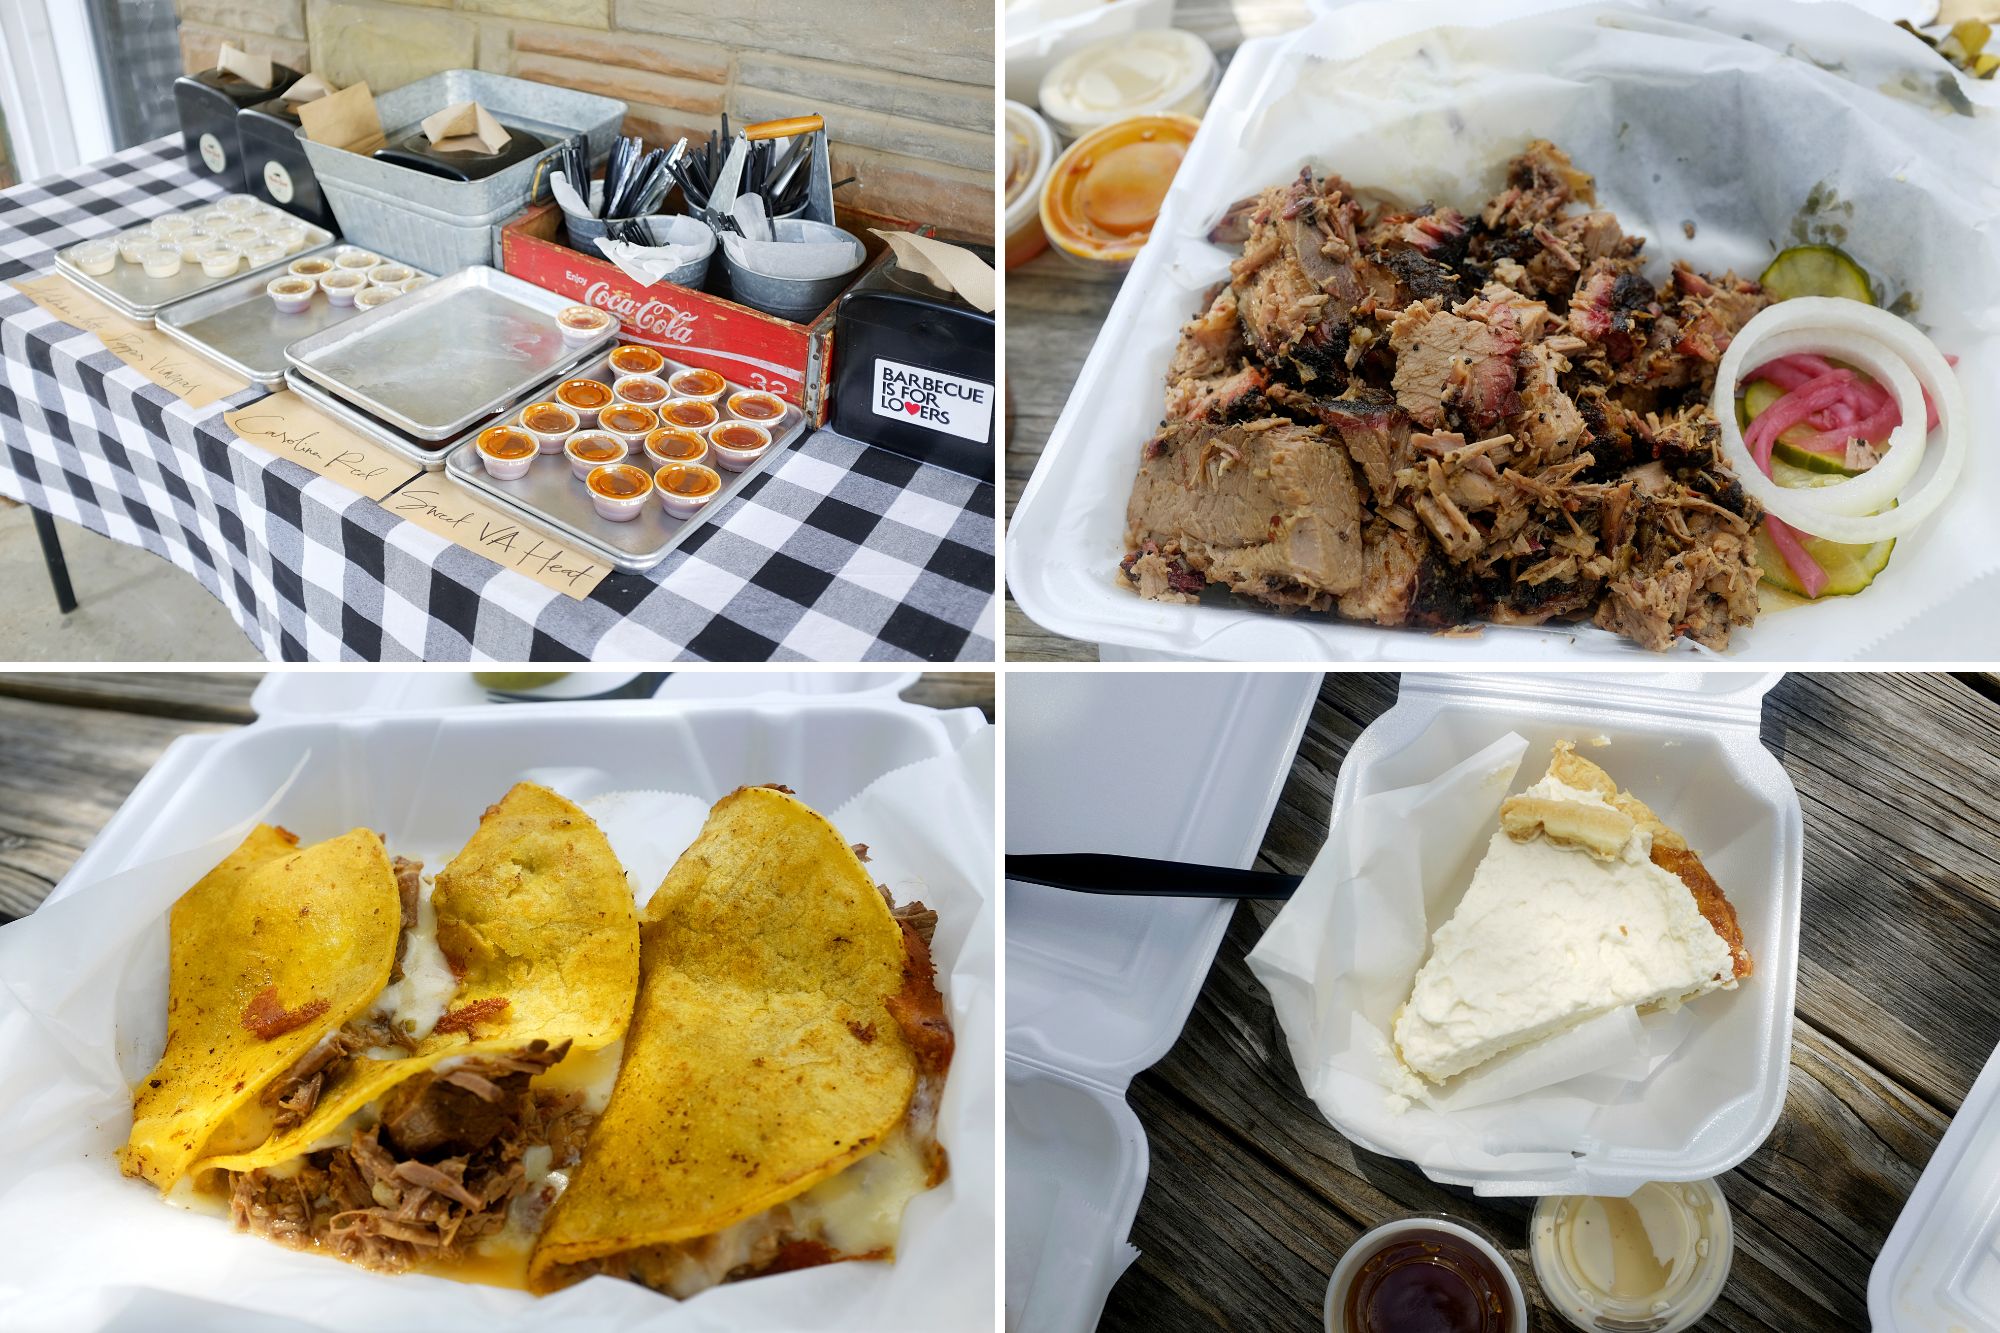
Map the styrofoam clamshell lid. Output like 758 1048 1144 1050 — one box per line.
248 670 923 720
1314 670 1802 1197
1006 670 1320 1086
1870 1031 2000 1331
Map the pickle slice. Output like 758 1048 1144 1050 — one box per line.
1753 465 1895 597
1740 380 1865 477
1758 244 1875 304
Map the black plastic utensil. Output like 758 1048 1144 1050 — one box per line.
1006 853 1300 901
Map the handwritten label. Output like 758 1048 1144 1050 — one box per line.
387 476 610 599
11 274 248 408
224 392 420 500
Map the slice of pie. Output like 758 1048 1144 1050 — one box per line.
1392 742 1752 1084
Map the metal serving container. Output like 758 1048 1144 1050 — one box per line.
443 352 807 573
154 249 430 389
54 220 336 326
284 265 615 440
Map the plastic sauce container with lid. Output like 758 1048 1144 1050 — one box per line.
1038 29 1217 140
1325 1216 1526 1333
1005 101 1059 270
1530 1180 1732 1333
1040 113 1197 276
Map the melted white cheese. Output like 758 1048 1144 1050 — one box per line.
365 874 457 1052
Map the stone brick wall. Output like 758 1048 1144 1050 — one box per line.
173 0 993 240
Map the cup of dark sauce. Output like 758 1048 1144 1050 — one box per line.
1324 1216 1527 1333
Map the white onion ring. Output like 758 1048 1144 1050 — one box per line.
1722 325 1925 517
1713 297 1968 544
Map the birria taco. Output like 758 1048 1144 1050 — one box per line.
128 782 640 1281
528 785 955 1297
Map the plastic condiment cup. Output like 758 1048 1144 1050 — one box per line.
564 431 626 480
289 256 333 279
140 245 183 278
354 286 399 310
397 275 433 294
198 245 241 277
1039 29 1218 140
219 226 261 249
1530 1181 1732 1333
725 390 786 423
1040 113 1200 276
559 304 613 345
707 421 772 472
643 427 709 469
586 463 654 522
667 367 728 403
1005 100 1059 270
475 426 538 481
266 276 316 314
188 206 231 230
71 241 117 276
518 401 580 454
271 226 310 254
244 241 287 268
333 248 381 271
611 374 670 409
555 378 614 429
658 398 720 433
608 344 666 378
318 270 367 306
175 232 216 261
598 403 659 451
1325 1215 1527 1333
369 264 415 289
149 214 194 239
215 193 259 215
116 229 156 264
654 462 722 519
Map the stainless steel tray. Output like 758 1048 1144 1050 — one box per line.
284 265 616 440
154 248 430 389
281 370 456 473
443 354 807 574
55 221 336 326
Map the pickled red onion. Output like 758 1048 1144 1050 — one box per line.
1764 516 1830 598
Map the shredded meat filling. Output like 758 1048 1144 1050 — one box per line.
227 1040 588 1273
1125 139 1767 651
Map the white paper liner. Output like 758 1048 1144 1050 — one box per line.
0 730 993 1331
1012 0 2000 660
1247 732 1727 1192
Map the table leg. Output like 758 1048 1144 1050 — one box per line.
29 508 79 615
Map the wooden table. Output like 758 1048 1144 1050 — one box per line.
0 670 994 924
1100 671 2000 1332
1007 0 1308 662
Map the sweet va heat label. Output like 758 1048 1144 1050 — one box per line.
873 359 992 444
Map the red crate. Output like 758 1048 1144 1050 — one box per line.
498 201 895 428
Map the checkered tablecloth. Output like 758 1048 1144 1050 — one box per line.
0 137 996 662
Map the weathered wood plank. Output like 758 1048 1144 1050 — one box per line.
905 671 996 718
0 671 261 723
1100 671 2000 1332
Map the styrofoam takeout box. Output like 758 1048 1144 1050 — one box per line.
1007 0 2000 662
10 694 992 1332
1003 0 1174 104
1005 671 1320 1333
1297 672 1801 1197
1870 1032 2000 1331
247 671 923 721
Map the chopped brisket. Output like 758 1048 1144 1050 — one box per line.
1123 139 1769 651
389 856 422 982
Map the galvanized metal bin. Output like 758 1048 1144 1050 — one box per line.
297 70 624 275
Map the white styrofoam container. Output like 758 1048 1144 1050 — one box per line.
1003 0 1175 104
1302 672 1801 1197
1004 670 1320 1333
1870 1034 2000 1331
1006 0 2000 662
21 693 991 1333
247 671 923 721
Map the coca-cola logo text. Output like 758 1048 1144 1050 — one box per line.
567 274 697 344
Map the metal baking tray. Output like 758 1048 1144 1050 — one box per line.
283 265 616 440
443 354 807 573
154 249 431 389
54 221 336 326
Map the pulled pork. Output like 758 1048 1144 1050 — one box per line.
227 1040 592 1272
1124 139 1768 651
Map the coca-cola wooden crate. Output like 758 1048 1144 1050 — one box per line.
498 201 892 427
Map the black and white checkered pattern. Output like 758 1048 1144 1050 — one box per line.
0 137 997 662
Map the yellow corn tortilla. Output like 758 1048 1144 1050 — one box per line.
121 825 400 1192
199 781 639 1174
527 785 918 1290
